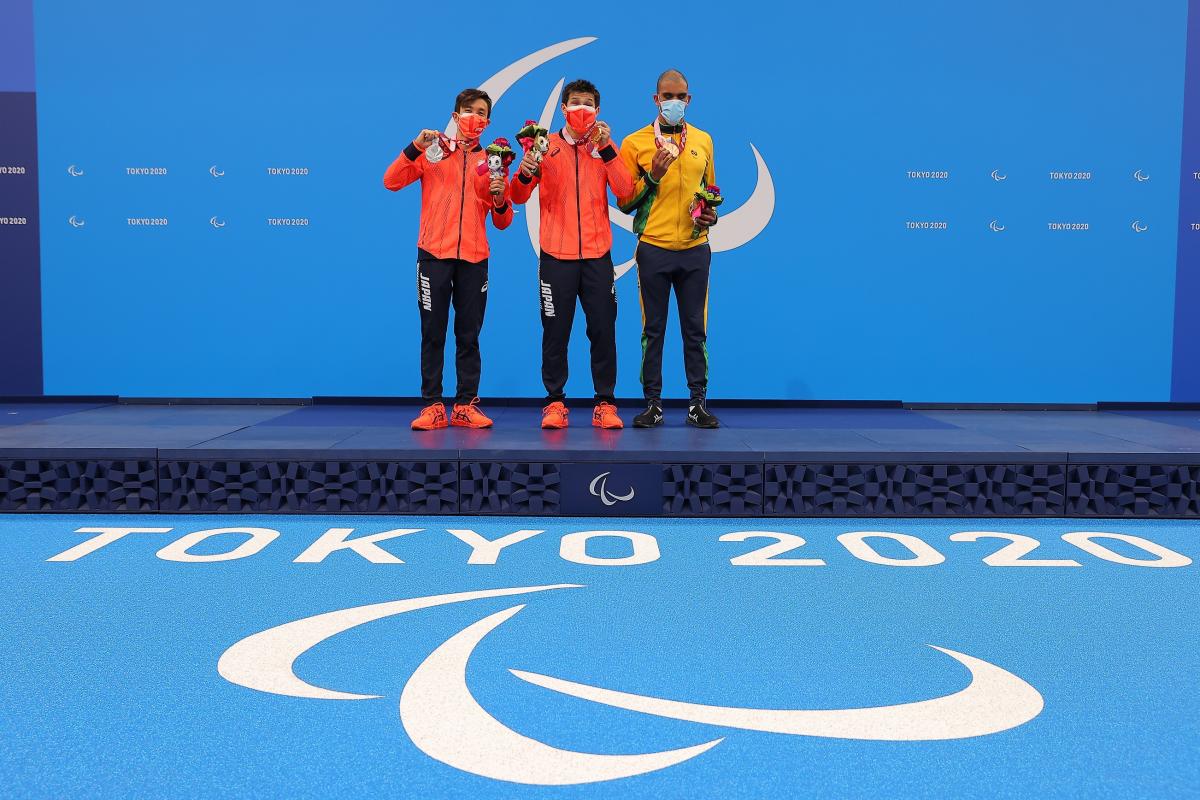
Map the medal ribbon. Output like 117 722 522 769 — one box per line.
433 127 482 156
653 117 687 155
565 124 598 155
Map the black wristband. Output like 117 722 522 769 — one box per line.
403 142 423 161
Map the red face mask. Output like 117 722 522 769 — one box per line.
564 105 596 135
456 112 489 141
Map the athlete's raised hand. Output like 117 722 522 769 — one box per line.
489 175 505 201
519 149 540 177
413 129 440 150
593 121 612 147
650 146 677 180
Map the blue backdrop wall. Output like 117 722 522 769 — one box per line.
4 0 1198 401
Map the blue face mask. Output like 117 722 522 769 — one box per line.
659 98 687 125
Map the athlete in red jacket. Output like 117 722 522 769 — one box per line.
509 79 634 429
384 88 513 430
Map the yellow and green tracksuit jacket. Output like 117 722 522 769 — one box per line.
617 123 715 250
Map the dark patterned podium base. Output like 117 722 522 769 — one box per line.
2 457 1198 517
2 404 1198 517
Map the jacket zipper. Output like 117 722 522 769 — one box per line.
456 147 467 260
677 134 687 241
573 142 583 259
661 131 685 241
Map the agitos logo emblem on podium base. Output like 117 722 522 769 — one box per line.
560 463 663 514
590 471 635 505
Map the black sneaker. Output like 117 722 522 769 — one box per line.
686 401 720 429
633 401 664 428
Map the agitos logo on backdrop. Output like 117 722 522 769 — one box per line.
446 37 776 278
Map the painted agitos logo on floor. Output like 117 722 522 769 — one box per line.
219 584 1043 786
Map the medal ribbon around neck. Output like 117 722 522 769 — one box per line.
428 123 483 162
567 122 599 154
441 131 481 151
653 116 687 158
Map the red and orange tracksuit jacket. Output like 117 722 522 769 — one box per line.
508 130 634 260
383 140 513 262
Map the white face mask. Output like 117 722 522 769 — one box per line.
659 98 687 125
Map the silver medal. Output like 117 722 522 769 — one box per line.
425 141 444 163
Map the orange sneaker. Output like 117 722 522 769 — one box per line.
541 401 569 429
592 401 624 429
411 402 448 431
451 398 493 429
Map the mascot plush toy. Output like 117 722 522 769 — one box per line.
478 137 517 179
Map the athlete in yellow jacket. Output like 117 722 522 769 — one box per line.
618 69 720 428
